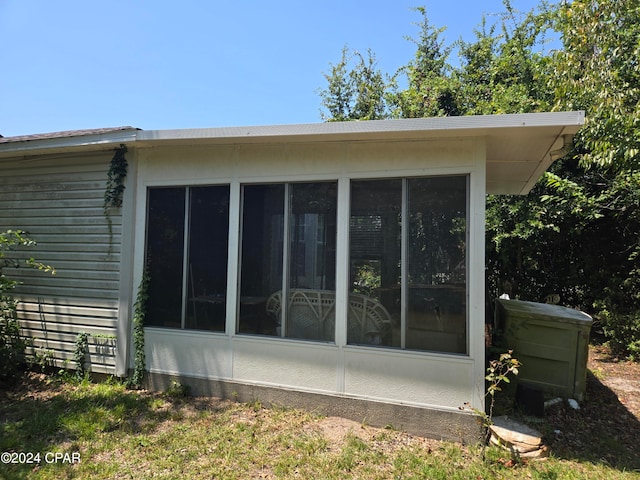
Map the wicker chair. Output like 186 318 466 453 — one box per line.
265 289 392 344
347 292 393 345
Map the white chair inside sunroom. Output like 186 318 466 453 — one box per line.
265 289 392 344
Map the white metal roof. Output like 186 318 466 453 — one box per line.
0 111 584 195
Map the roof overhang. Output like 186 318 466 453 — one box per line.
0 111 584 195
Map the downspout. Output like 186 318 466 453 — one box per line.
549 134 574 162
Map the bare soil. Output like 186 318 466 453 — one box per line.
541 345 640 469
588 345 640 419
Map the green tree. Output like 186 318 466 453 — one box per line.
455 2 554 114
485 0 640 358
388 7 459 118
319 46 389 121
547 0 640 357
551 0 640 171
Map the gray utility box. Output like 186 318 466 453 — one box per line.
496 299 592 400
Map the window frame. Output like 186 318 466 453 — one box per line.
348 174 470 354
141 172 471 356
143 184 231 332
237 181 338 341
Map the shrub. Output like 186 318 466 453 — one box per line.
596 306 640 361
595 269 640 360
0 301 28 383
0 230 54 383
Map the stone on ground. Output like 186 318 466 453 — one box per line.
489 416 548 458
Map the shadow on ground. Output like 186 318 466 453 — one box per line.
0 374 229 479
543 371 640 471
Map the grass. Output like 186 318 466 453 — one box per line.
0 373 639 479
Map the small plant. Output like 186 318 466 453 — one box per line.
32 346 55 372
484 351 521 423
0 310 27 382
463 350 521 459
165 380 190 399
248 399 263 412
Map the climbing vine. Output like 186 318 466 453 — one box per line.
130 268 149 388
103 144 128 244
74 331 89 379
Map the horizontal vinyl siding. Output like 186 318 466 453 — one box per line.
0 153 121 374
18 298 117 374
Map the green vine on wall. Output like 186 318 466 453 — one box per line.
104 144 128 246
130 268 149 389
74 331 89 379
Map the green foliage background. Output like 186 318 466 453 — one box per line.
318 0 640 358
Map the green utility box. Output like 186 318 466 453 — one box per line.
496 299 592 400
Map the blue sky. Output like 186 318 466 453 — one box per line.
1 1 547 137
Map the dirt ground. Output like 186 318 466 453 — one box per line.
587 344 640 420
538 344 640 469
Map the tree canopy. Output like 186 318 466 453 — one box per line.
318 0 640 359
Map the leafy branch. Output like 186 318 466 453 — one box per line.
485 351 521 425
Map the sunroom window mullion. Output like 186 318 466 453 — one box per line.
401 178 408 350
180 186 191 329
281 183 291 338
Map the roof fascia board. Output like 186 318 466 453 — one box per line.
136 111 585 145
0 112 584 155
0 129 139 158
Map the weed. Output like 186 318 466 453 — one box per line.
32 347 55 372
165 380 190 399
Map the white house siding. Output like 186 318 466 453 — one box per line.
0 152 120 374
